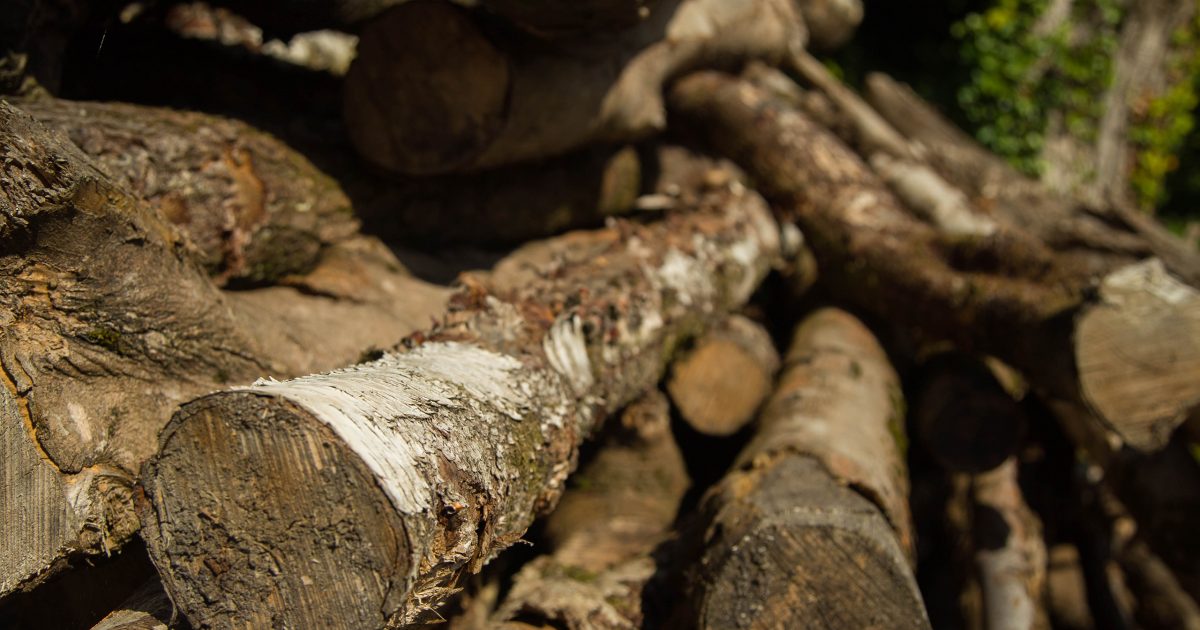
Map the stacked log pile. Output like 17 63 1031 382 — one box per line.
1 0 1198 628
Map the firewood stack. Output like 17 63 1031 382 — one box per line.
2 1 1198 628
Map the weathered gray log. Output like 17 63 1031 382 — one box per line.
488 389 688 629
343 0 806 175
914 353 1024 474
668 308 928 629
669 70 1200 454
91 580 172 630
138 176 782 628
972 459 1050 630
666 314 779 436
0 101 449 598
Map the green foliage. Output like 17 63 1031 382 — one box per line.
953 0 1121 175
1129 12 1200 209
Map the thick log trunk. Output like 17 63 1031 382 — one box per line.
17 96 359 285
137 176 781 628
666 314 778 436
666 308 928 629
488 389 688 629
0 101 449 598
343 0 805 175
669 70 1200 453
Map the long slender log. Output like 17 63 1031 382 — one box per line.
862 71 1200 289
972 459 1050 630
666 314 779 436
138 175 781 628
344 0 805 175
665 308 928 628
0 101 449 598
669 70 1200 453
488 389 688 628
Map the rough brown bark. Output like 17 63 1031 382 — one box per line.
666 314 779 436
669 69 1200 453
667 308 928 629
488 389 688 629
344 0 806 175
16 95 359 285
137 175 781 628
0 100 449 598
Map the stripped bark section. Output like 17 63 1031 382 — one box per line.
669 308 928 629
139 181 781 628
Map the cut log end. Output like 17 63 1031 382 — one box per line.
344 0 510 175
1075 259 1200 452
666 315 779 436
140 393 409 630
690 456 929 630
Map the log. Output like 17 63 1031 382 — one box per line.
668 70 1200 453
666 314 779 436
914 353 1024 474
0 101 449 597
16 96 359 285
972 459 1050 630
796 0 862 50
356 145 642 248
862 71 1200 289
137 176 782 628
343 0 806 175
488 389 689 628
667 308 928 629
91 580 172 630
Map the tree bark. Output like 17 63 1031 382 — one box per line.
0 100 449 598
669 69 1200 453
16 96 360 286
137 176 782 628
343 0 806 175
666 308 927 629
666 314 779 436
487 389 688 629
972 459 1050 630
